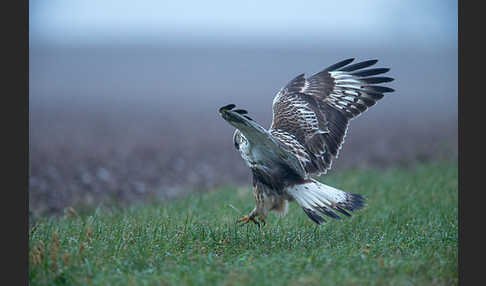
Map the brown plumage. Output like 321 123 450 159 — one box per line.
270 58 394 176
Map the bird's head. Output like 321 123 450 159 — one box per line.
232 129 246 150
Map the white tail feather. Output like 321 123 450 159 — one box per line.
287 179 346 208
286 179 365 224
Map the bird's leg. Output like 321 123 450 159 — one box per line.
257 215 266 226
236 185 268 227
236 207 260 227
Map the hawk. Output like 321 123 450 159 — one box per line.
219 58 394 226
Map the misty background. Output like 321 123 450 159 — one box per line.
29 0 457 215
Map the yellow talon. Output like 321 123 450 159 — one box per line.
237 215 250 224
236 215 260 227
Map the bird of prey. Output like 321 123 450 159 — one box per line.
219 58 394 226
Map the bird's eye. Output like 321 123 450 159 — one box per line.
234 141 239 149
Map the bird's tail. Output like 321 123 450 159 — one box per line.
287 179 366 225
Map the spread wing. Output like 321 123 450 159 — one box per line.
270 58 394 176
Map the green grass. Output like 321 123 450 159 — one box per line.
29 161 458 286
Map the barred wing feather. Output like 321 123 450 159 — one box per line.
270 58 394 176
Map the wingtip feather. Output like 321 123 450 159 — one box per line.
323 58 355 72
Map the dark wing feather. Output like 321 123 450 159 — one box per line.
270 59 394 176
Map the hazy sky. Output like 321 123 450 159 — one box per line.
30 0 457 47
